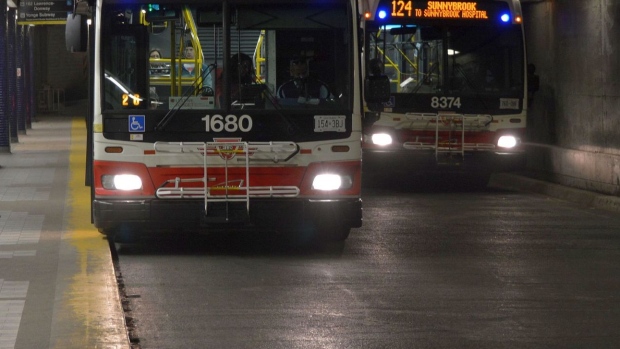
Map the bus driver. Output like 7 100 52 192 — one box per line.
277 56 331 101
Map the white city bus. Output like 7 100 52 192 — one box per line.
68 0 367 241
360 0 535 184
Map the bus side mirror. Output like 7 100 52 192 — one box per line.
65 13 88 53
364 75 391 103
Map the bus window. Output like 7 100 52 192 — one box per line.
103 22 149 110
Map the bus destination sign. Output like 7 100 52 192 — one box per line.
390 1 494 20
18 0 73 25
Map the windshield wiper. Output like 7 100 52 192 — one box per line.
451 63 478 93
451 63 493 124
155 64 216 131
236 71 301 137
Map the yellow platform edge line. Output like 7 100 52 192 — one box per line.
52 117 130 348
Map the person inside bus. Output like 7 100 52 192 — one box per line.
368 58 383 77
149 48 169 75
149 49 161 59
180 41 213 95
227 52 265 107
230 52 256 86
365 58 385 113
484 68 498 91
277 56 332 103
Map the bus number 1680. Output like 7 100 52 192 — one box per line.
202 114 253 132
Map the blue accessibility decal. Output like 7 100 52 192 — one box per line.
129 115 146 132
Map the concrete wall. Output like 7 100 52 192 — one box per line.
523 0 620 196
33 25 88 103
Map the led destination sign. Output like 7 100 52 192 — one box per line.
385 1 511 21
392 1 487 19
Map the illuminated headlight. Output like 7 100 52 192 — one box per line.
371 133 392 146
312 174 352 191
102 174 143 190
497 135 518 149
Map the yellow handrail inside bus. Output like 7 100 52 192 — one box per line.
376 30 438 92
147 6 206 97
254 30 266 83
176 7 204 95
376 46 400 86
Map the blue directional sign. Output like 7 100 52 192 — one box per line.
18 0 73 25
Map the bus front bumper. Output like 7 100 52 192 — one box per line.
362 148 525 175
93 197 362 234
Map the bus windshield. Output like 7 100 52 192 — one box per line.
101 2 352 113
368 25 524 98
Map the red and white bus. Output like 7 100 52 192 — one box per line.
69 0 365 241
360 0 535 184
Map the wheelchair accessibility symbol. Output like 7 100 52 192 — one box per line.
129 115 146 132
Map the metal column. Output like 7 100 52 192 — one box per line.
16 25 25 134
26 26 35 128
0 0 8 152
7 7 18 143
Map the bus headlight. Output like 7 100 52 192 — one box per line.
497 135 518 149
312 174 352 191
102 174 143 190
371 133 392 146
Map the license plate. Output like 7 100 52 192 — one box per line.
499 98 519 109
314 115 346 132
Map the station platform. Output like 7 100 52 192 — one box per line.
0 105 130 348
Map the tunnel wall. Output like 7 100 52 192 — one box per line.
33 25 88 103
523 0 620 196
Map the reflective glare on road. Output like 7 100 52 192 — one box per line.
113 182 620 349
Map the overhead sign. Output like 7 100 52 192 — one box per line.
375 0 513 23
414 2 488 19
18 0 73 25
391 1 488 19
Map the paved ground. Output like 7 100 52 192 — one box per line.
0 105 130 349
